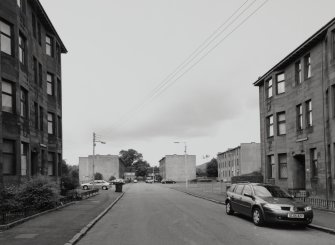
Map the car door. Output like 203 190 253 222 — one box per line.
231 184 244 213
240 185 253 216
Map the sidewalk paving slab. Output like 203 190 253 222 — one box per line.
0 186 126 245
170 186 335 235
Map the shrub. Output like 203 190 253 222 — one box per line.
0 185 21 212
94 172 103 180
16 176 60 211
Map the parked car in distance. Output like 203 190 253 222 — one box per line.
225 183 313 226
110 178 125 185
161 179 176 184
133 179 138 183
81 180 111 190
145 179 154 183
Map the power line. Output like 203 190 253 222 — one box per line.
107 0 269 132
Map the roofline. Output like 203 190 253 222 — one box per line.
253 17 335 86
217 146 241 156
34 0 68 53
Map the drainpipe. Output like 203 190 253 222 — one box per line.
321 36 329 208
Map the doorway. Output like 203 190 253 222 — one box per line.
293 154 306 190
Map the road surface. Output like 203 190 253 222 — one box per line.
78 183 334 245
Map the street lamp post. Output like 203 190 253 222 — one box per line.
92 132 106 189
174 141 188 189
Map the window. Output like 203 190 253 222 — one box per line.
276 73 285 94
295 61 302 84
267 115 274 137
19 34 26 65
278 154 288 179
305 54 311 79
39 63 43 87
21 142 28 176
234 185 244 195
268 155 275 179
0 20 12 55
40 106 44 131
277 112 286 135
266 78 273 98
17 0 21 7
3 140 16 175
47 73 54 95
242 185 252 196
296 104 303 131
2 80 14 113
310 148 318 178
332 31 335 59
306 100 312 127
46 35 53 56
33 57 38 84
47 152 55 176
48 112 54 134
20 88 28 118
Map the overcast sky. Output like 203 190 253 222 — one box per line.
40 0 335 166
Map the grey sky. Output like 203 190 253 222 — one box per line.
40 0 335 166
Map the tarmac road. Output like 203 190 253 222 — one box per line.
77 183 335 245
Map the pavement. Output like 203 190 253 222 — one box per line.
0 185 127 245
170 185 335 234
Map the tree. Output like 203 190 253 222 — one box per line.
133 160 150 177
119 149 143 171
109 176 116 181
206 158 218 177
94 172 103 180
61 161 79 192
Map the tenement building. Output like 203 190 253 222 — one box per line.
0 0 67 186
254 18 335 199
217 143 261 182
159 155 196 182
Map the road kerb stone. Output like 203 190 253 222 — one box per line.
308 224 335 235
64 192 125 245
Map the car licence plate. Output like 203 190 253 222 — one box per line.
288 213 304 218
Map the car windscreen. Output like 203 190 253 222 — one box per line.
253 185 291 198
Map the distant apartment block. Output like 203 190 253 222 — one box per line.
79 155 125 183
159 155 196 182
0 0 67 186
217 143 261 182
254 18 335 198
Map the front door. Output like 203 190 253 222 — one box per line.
31 151 38 176
293 154 306 190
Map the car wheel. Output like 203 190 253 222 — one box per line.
83 185 88 190
226 201 234 215
252 207 264 226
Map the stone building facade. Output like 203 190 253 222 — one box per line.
0 0 67 186
217 143 261 182
254 18 335 199
159 154 196 182
79 155 126 183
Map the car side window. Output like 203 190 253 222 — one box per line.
229 184 236 192
242 185 252 196
234 185 244 195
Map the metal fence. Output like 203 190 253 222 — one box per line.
296 197 335 211
0 189 99 225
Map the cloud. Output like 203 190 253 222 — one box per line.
99 87 242 141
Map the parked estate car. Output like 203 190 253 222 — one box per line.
110 179 125 185
133 179 138 183
146 179 154 183
161 179 176 184
81 180 111 190
225 183 313 226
